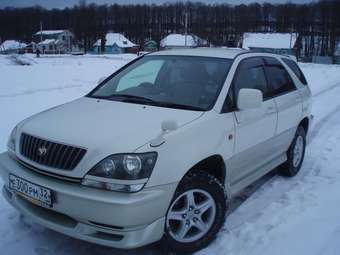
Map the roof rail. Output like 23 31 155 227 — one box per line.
280 54 295 59
233 49 253 59
233 49 294 59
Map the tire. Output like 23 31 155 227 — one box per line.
161 171 227 254
279 126 306 177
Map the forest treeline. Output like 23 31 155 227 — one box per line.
0 0 340 56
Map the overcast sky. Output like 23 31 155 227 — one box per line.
0 0 314 9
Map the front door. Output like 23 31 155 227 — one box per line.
228 57 278 190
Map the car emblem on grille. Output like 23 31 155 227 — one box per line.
37 146 47 157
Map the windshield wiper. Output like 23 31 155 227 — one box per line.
155 102 206 111
101 94 205 111
105 94 156 103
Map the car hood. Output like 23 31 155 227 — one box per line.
17 97 204 178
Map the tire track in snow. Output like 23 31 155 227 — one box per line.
309 103 340 143
308 81 340 143
313 81 340 97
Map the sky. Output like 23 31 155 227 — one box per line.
0 0 314 9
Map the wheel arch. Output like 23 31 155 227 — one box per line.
299 117 309 134
184 154 226 186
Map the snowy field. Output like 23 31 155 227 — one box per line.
1 54 340 255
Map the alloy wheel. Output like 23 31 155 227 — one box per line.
166 189 217 243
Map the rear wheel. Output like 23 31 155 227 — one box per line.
161 171 226 254
279 126 306 177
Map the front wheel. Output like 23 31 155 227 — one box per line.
161 171 226 254
279 126 306 177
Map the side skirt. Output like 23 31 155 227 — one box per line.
229 152 287 196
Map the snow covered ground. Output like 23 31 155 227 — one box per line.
1 54 340 255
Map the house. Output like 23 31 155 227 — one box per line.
160 34 209 50
93 33 138 54
143 40 158 52
0 40 27 54
33 30 74 53
241 33 298 56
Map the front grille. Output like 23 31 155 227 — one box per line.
20 133 86 171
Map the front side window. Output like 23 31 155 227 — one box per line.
222 57 269 112
89 55 232 111
264 57 296 96
233 57 270 100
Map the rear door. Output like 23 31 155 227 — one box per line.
227 57 278 189
263 57 303 154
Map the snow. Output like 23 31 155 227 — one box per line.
0 40 27 51
34 30 66 35
160 34 197 47
242 33 298 49
37 39 58 45
1 54 340 255
0 53 136 152
94 33 137 48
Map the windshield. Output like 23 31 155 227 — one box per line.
88 55 232 111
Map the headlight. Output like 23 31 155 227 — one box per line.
81 152 157 192
7 126 17 152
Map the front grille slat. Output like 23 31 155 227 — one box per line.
20 133 86 171
23 134 30 156
69 148 84 170
27 135 33 157
56 145 67 169
46 143 57 167
21 135 27 156
64 147 75 170
28 136 35 160
32 136 40 163
36 139 45 164
42 140 52 166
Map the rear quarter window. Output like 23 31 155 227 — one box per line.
282 58 308 85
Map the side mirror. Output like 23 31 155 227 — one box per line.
97 76 106 84
237 88 263 110
161 120 178 132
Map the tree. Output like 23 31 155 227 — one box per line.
0 0 339 57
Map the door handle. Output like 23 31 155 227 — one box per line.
266 106 276 114
295 97 302 103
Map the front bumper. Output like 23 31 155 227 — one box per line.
0 152 177 249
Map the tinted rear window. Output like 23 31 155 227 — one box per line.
282 58 307 85
263 57 296 97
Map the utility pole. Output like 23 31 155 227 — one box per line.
290 24 293 49
184 12 188 46
40 21 42 42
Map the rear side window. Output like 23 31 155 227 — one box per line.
263 57 296 97
282 58 307 85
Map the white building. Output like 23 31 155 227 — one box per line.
160 34 208 50
33 30 74 53
241 33 298 55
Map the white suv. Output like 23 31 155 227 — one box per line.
0 49 312 253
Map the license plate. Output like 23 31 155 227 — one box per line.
8 174 53 208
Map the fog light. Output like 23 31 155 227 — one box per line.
81 178 145 193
